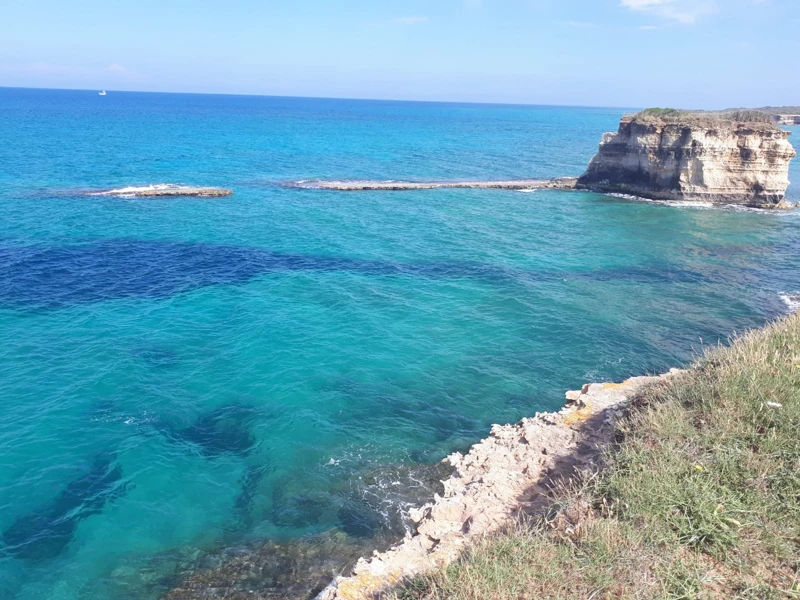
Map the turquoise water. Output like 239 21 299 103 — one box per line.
0 88 798 599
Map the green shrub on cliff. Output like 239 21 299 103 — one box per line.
396 313 800 599
638 107 686 120
723 109 776 124
634 107 778 128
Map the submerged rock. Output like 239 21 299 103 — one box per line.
577 112 796 207
159 532 370 600
157 460 454 599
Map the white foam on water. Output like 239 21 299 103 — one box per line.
517 189 538 193
89 183 185 197
779 292 800 313
605 193 800 213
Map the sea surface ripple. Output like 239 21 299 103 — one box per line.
0 88 798 599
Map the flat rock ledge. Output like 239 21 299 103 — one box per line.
92 186 233 198
294 177 578 191
316 369 685 600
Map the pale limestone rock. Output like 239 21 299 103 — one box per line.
577 117 796 207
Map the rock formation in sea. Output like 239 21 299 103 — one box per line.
577 110 796 207
91 185 233 198
292 177 578 191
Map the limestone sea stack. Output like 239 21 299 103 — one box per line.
577 109 796 207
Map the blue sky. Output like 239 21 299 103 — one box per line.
1 0 797 108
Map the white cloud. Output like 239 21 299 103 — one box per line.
620 0 715 24
107 63 127 73
393 16 429 25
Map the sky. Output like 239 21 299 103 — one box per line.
1 0 798 108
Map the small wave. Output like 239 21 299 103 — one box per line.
517 189 538 193
606 193 798 213
779 292 800 313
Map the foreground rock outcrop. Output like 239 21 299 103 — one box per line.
316 369 685 600
577 113 796 207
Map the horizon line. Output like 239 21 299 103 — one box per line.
0 84 638 112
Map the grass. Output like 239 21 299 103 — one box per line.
630 108 778 129
395 313 800 599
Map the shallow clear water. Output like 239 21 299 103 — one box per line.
0 88 798 599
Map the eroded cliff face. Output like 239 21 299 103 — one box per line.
578 117 796 206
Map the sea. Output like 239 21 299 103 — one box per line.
0 87 798 599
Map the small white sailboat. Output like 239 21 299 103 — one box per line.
99 90 107 96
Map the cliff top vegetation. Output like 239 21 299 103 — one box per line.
631 107 780 130
396 312 800 599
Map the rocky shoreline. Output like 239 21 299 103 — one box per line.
315 369 685 600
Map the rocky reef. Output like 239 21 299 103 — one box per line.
293 178 578 191
577 111 796 207
316 370 684 600
91 184 233 198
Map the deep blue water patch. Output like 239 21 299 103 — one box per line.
0 239 728 311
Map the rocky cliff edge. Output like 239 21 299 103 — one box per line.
316 369 685 600
577 112 796 207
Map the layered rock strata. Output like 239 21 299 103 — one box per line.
316 369 685 600
294 177 578 191
577 116 796 207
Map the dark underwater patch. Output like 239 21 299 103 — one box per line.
0 239 716 311
231 463 272 529
133 345 182 369
1 453 129 561
154 403 259 459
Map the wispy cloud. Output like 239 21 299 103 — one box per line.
393 16 429 25
107 63 127 73
620 0 715 24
